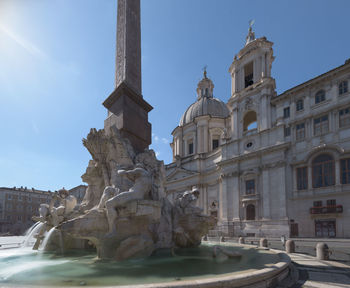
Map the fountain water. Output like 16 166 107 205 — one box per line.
21 222 43 247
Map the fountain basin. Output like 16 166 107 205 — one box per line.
0 241 290 287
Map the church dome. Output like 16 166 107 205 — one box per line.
179 70 229 126
180 97 230 126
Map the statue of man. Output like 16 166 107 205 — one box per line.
50 188 77 227
105 163 152 234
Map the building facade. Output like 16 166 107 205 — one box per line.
0 186 53 235
0 185 86 235
165 27 350 238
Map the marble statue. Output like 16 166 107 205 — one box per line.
30 126 216 260
50 189 77 227
32 188 77 250
105 163 152 234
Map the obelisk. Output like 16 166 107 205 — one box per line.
103 0 153 153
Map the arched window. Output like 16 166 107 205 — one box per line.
312 154 335 188
315 90 325 104
243 111 257 132
246 204 255 220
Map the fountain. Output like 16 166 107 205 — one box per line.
0 0 292 286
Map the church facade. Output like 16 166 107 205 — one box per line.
165 27 350 238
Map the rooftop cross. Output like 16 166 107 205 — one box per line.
202 65 208 79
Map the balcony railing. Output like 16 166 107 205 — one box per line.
310 205 343 214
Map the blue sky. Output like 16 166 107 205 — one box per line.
0 0 349 191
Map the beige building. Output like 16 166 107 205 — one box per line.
0 185 86 235
165 27 350 238
0 186 53 235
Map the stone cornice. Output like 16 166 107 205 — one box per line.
272 61 350 104
103 81 153 112
217 142 290 167
228 78 276 105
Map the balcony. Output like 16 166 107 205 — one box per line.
242 193 260 203
310 205 343 214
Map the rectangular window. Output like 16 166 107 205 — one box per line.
297 167 308 190
245 179 255 195
244 62 254 88
284 126 291 137
340 158 350 184
212 139 219 150
296 123 305 140
7 194 12 200
339 108 350 128
188 142 194 155
283 107 290 118
6 203 12 211
327 199 336 206
313 201 322 207
314 115 328 135
315 90 326 104
296 99 304 111
339 81 348 95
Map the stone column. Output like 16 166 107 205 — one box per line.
308 166 313 189
231 107 239 139
232 175 240 221
262 169 271 219
260 95 267 131
253 59 258 83
335 159 340 185
204 125 209 153
278 166 287 218
261 54 266 78
219 175 228 222
197 126 203 153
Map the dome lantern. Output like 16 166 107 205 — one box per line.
196 67 214 100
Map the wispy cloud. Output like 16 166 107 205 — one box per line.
161 137 169 144
155 151 161 157
152 133 159 142
0 24 47 59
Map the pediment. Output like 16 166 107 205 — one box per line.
166 168 198 182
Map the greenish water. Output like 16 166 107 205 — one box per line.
0 243 279 286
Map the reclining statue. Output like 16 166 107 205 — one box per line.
105 163 152 234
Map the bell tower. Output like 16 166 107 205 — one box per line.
228 23 276 139
228 22 275 98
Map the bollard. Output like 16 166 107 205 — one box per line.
260 238 268 248
220 236 226 242
238 237 245 244
285 240 295 253
316 242 329 260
